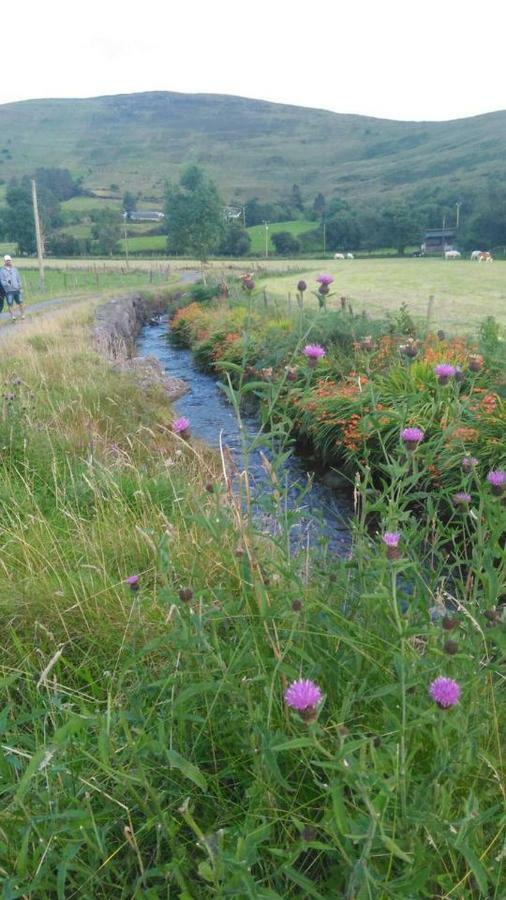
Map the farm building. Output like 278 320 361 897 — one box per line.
123 210 165 222
421 228 456 254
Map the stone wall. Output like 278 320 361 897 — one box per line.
93 291 187 402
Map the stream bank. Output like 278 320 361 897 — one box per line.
137 316 354 555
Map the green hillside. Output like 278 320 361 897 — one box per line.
0 91 505 208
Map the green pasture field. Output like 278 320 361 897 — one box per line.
61 195 122 212
247 219 315 253
0 265 172 312
120 233 167 253
257 257 506 332
2 256 504 332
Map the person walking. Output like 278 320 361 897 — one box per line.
0 254 25 321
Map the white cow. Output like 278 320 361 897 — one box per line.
346 253 354 259
334 253 345 260
470 250 482 260
445 250 461 259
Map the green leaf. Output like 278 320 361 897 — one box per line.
381 834 413 864
330 780 348 835
271 737 316 752
165 749 207 791
453 842 489 895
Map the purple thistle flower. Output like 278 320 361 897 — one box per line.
125 574 140 591
285 679 322 721
434 363 456 384
429 676 461 708
453 491 472 506
401 427 424 450
383 531 401 559
316 274 334 286
487 470 506 487
461 455 478 473
487 469 506 496
303 344 326 368
173 416 191 439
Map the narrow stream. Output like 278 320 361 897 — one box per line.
137 318 353 555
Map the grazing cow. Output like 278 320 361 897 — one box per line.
470 250 482 260
334 253 345 260
445 250 461 259
478 251 493 262
346 253 354 259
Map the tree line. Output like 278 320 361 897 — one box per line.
1 165 505 258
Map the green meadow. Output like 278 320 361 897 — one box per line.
0 269 503 896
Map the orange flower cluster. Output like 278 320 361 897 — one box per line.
450 426 479 442
422 335 469 365
335 413 363 451
468 389 499 415
171 302 203 326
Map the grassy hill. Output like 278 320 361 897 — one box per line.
0 92 505 209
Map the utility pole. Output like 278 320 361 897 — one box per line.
264 221 269 258
455 202 462 229
323 221 326 257
123 216 129 269
442 214 447 257
31 179 45 290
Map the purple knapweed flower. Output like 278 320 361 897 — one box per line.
401 427 424 450
434 363 456 385
303 344 326 359
486 469 506 496
383 531 401 560
461 455 478 473
173 416 191 439
316 274 334 286
303 344 326 368
285 679 322 722
429 676 461 709
383 532 400 547
125 574 140 591
453 491 472 506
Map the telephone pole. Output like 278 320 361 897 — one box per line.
31 179 45 289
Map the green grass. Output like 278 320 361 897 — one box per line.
0 266 172 310
247 220 316 253
259 257 506 331
120 233 168 253
0 290 503 896
61 195 122 212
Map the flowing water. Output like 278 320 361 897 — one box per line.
137 318 354 555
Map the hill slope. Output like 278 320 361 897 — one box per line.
0 91 505 206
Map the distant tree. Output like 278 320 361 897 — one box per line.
376 203 422 254
244 197 294 226
271 231 301 256
34 168 81 201
46 232 86 256
5 179 36 253
122 191 137 218
91 208 121 255
290 184 304 214
312 192 326 221
165 165 224 261
219 221 251 257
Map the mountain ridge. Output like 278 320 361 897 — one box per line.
0 90 504 207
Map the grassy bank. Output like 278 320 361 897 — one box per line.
0 286 504 897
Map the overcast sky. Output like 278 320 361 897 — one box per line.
2 0 505 121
